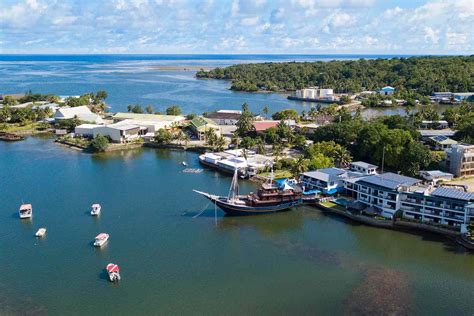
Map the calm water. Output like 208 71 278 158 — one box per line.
1 136 474 315
0 54 432 117
1 55 473 315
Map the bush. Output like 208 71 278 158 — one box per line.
90 134 109 152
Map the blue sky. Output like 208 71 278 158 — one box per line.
0 0 472 54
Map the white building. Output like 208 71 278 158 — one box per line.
54 106 104 124
204 110 242 125
345 172 421 219
399 187 474 232
75 124 102 137
93 123 141 143
349 161 378 175
300 168 348 194
295 87 335 101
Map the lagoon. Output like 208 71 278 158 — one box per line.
0 136 474 315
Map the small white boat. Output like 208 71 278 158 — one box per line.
93 233 109 247
91 203 101 216
106 263 121 282
35 228 47 237
19 204 32 219
182 161 187 166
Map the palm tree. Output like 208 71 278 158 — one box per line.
334 147 352 167
272 144 283 161
262 106 269 118
214 136 227 151
230 132 240 148
290 155 309 177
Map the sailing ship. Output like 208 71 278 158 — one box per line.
194 169 303 215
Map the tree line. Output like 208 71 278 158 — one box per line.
196 56 474 97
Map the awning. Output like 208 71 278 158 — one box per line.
303 189 321 195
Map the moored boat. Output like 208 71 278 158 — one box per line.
194 169 303 215
91 203 101 216
106 263 121 282
94 233 109 247
35 228 47 237
19 204 32 219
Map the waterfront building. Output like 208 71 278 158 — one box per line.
427 135 457 150
189 117 221 140
93 123 141 143
420 120 449 130
378 86 395 96
446 144 474 177
453 92 474 102
419 170 454 184
300 168 349 194
399 187 474 232
75 124 102 137
349 161 378 175
431 92 453 102
54 106 104 124
295 87 335 101
345 172 421 218
204 110 241 125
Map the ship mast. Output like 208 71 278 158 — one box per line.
227 168 239 203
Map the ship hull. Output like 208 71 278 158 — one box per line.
194 191 302 216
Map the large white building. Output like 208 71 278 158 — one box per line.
54 106 104 124
295 87 335 101
345 172 421 218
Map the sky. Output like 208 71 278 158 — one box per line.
0 0 473 54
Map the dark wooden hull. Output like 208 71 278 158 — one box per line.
196 191 302 215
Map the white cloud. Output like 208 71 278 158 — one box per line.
241 16 259 26
424 27 440 44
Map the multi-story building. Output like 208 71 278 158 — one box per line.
300 168 348 194
345 172 474 231
446 144 474 177
345 172 421 219
399 187 474 232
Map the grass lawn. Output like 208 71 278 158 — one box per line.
1 122 43 133
260 169 293 179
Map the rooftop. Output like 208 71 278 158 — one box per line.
113 112 185 121
357 172 421 190
302 168 347 182
253 121 279 132
204 111 241 120
431 187 474 202
351 161 378 169
429 135 457 145
190 117 219 129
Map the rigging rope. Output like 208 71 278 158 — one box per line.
192 201 212 218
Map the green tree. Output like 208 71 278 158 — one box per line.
308 153 334 170
262 106 269 117
90 134 109 152
0 106 11 123
154 128 173 144
166 105 182 115
272 109 299 121
290 155 310 177
145 105 154 114
236 103 255 137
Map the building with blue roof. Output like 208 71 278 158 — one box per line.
378 86 395 96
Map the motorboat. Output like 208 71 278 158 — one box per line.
106 263 121 282
93 233 109 247
182 161 188 166
19 204 32 219
35 228 47 237
91 203 101 216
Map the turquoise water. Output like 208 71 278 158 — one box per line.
0 54 427 117
1 136 474 315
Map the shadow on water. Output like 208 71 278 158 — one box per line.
91 148 145 163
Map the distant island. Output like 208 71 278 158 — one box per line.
196 56 474 99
